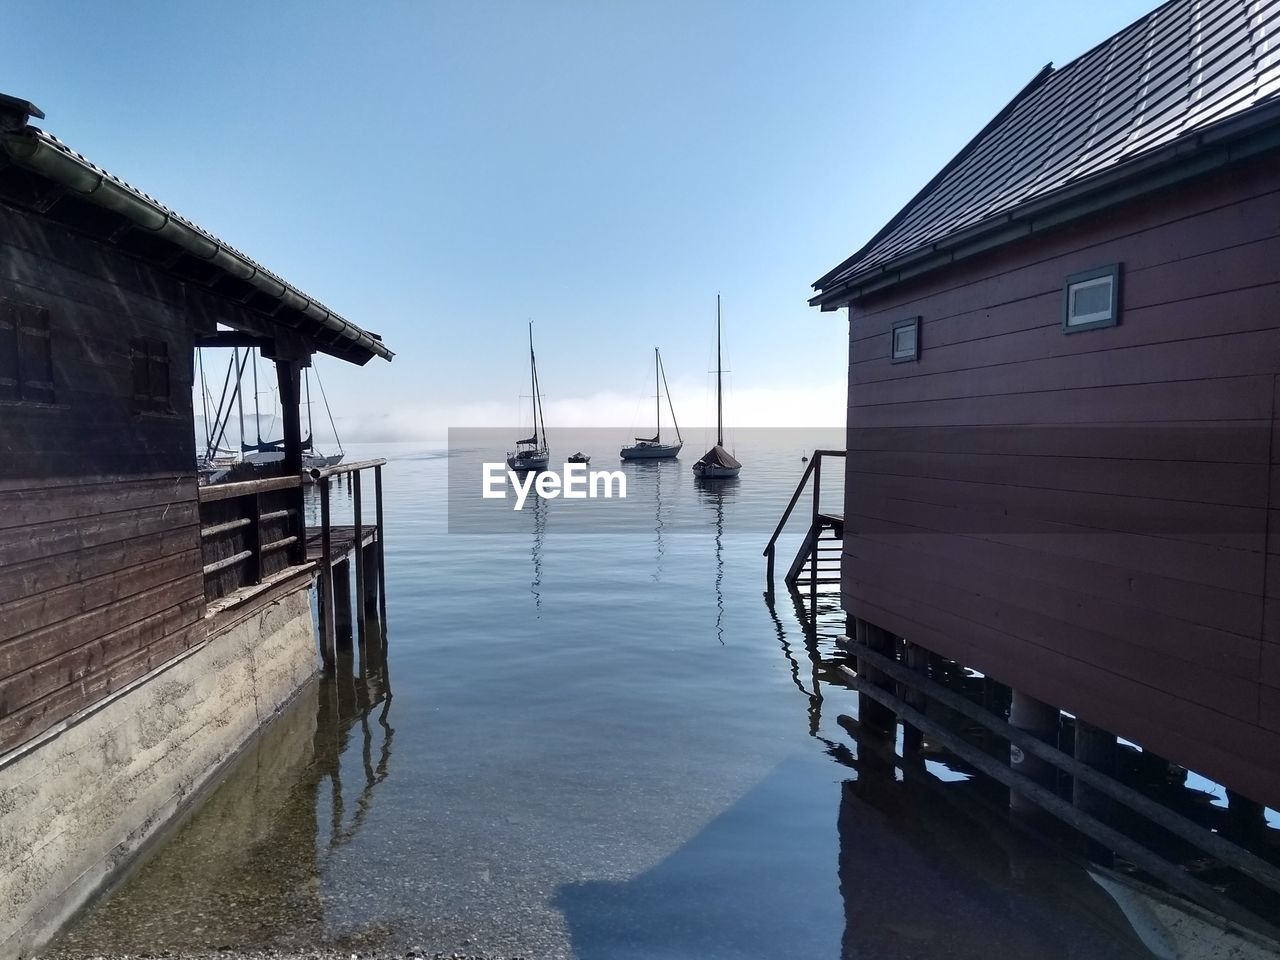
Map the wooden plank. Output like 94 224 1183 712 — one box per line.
0 474 195 520
852 284 1280 380
0 595 204 721
0 619 204 754
840 521 1262 638
0 547 203 645
852 328 1280 408
844 493 1263 595
198 474 301 503
841 588 1280 808
847 451 1268 509
847 422 1270 464
845 533 1259 679
0 572 204 679
0 527 199 605
0 501 200 567
848 375 1274 428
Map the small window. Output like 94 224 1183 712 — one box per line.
891 316 920 363
131 338 171 413
1064 264 1120 332
0 298 54 404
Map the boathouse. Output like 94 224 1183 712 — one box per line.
810 0 1280 812
0 92 393 955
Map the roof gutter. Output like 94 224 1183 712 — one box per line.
810 98 1280 311
0 127 394 362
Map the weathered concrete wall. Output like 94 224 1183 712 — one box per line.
0 585 318 959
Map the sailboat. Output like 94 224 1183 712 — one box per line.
239 349 344 470
621 347 682 460
692 295 741 479
507 322 550 472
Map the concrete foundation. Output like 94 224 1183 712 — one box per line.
0 583 318 959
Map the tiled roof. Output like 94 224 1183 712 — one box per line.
813 0 1280 304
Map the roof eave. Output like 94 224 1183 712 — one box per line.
0 127 394 364
811 98 1280 312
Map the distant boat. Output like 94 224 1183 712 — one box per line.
693 295 741 480
237 349 345 472
507 322 550 472
621 347 683 460
567 452 591 464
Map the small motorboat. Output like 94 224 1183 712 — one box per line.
567 452 591 464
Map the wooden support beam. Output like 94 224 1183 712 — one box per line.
318 476 335 672
353 469 366 647
375 463 387 628
275 356 308 565
334 557 353 647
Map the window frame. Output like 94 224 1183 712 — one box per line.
130 337 173 414
890 316 921 364
0 298 55 405
1063 263 1121 333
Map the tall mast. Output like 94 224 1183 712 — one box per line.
655 346 660 442
234 347 245 458
528 321 538 447
251 347 261 446
716 294 723 447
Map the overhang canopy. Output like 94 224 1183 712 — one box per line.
0 99 393 365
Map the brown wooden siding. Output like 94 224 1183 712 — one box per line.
0 198 255 753
842 151 1280 808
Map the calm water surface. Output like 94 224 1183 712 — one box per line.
53 433 1156 959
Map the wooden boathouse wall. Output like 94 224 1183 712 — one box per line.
0 194 254 754
840 151 1280 809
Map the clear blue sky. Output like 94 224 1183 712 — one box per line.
7 0 1156 437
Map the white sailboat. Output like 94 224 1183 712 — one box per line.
621 347 682 460
692 295 741 479
507 322 550 472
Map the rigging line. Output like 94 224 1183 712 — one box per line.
312 361 343 452
658 349 681 443
235 348 247 455
210 349 250 462
532 354 548 449
205 349 238 462
197 348 212 449
251 348 262 444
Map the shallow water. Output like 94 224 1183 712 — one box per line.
51 434 1157 959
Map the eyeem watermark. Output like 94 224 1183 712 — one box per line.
483 462 627 510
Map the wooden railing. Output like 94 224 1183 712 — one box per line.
310 458 387 668
762 449 845 598
198 475 305 601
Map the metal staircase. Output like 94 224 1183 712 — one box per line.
763 449 845 598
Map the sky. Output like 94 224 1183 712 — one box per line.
6 0 1158 440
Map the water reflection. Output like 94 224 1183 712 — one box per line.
695 476 738 645
527 489 546 614
49 623 396 955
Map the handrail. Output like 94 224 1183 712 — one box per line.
198 474 301 503
762 449 845 558
308 457 387 481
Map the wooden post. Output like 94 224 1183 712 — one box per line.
362 535 379 615
353 469 366 646
375 463 387 628
276 357 307 565
856 618 897 736
1010 690 1059 824
902 641 929 753
247 491 262 585
1073 718 1117 864
319 476 336 671
765 546 775 603
334 557 353 646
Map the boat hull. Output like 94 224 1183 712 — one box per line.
507 450 550 471
693 463 741 479
620 442 682 460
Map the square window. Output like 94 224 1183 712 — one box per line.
1064 264 1120 332
131 337 172 413
891 316 920 363
0 298 54 403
